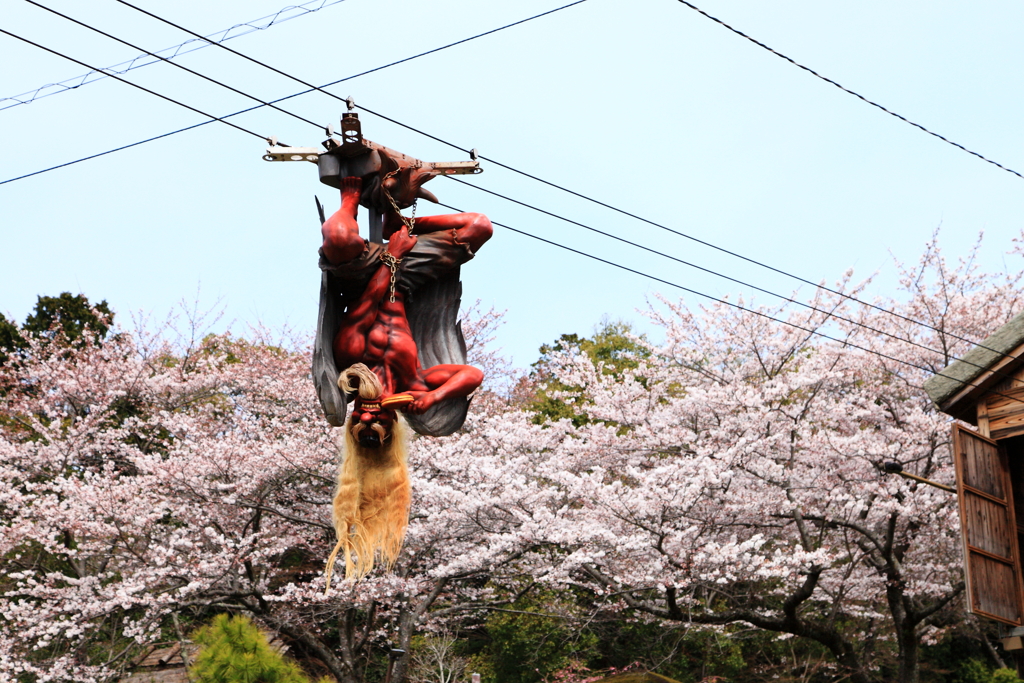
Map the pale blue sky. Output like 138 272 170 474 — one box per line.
2 0 1023 365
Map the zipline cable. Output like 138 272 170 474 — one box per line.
673 0 1024 181
0 0 348 111
7 1 1021 375
110 0 1024 359
0 0 589 185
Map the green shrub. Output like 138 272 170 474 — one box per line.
991 668 1023 683
190 613 310 683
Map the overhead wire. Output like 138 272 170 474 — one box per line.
8 2 1024 405
0 0 348 111
0 0 589 185
673 0 1024 181
108 0 1023 360
23 0 324 131
443 175 1001 372
434 198 1024 406
7 0 1022 377
354 101 1021 363
13 0 985 371
0 27 267 142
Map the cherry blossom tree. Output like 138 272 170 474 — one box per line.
470 233 1024 683
3 234 1020 683
0 306 527 683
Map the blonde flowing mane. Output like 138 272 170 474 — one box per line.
325 365 411 587
338 363 384 400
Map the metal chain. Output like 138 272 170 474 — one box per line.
380 168 417 232
379 251 402 303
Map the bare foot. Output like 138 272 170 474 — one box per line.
405 390 439 415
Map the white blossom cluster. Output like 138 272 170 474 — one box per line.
1 237 1020 680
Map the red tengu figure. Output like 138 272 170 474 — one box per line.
316 164 491 581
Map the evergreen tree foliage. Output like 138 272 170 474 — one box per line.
0 312 21 364
190 614 312 683
23 291 112 343
472 592 597 683
529 320 648 426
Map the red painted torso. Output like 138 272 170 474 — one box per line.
333 292 428 396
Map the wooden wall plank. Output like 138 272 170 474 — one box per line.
969 553 1022 623
986 389 1024 441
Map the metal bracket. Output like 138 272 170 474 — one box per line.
263 145 321 163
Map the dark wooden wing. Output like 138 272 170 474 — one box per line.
403 266 470 437
313 199 347 427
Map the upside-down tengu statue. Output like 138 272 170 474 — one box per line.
264 111 490 583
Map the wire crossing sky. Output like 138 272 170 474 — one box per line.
0 0 349 110
2 0 1024 368
7 0 1013 378
673 0 1024 181
3 0 1014 363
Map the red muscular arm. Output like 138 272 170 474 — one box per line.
383 210 492 253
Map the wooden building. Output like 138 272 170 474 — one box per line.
924 312 1024 631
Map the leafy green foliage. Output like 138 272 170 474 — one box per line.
472 593 597 683
1 292 113 368
992 668 1024 683
948 660 1023 683
529 321 649 426
22 292 112 343
586 621 747 683
190 614 314 683
0 312 21 364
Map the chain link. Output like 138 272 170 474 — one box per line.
379 251 402 303
380 168 416 232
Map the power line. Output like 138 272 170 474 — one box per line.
324 99 1018 363
434 199 1024 406
6 0 1003 382
113 0 589 112
0 28 266 142
0 0 348 111
0 0 589 184
6 9 1021 402
112 0 1016 357
23 0 324 131
9 0 1018 368
673 0 1024 181
350 102 1023 364
0 118 224 185
442 175 1005 375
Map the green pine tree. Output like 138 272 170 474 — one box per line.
190 614 313 683
23 292 112 342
